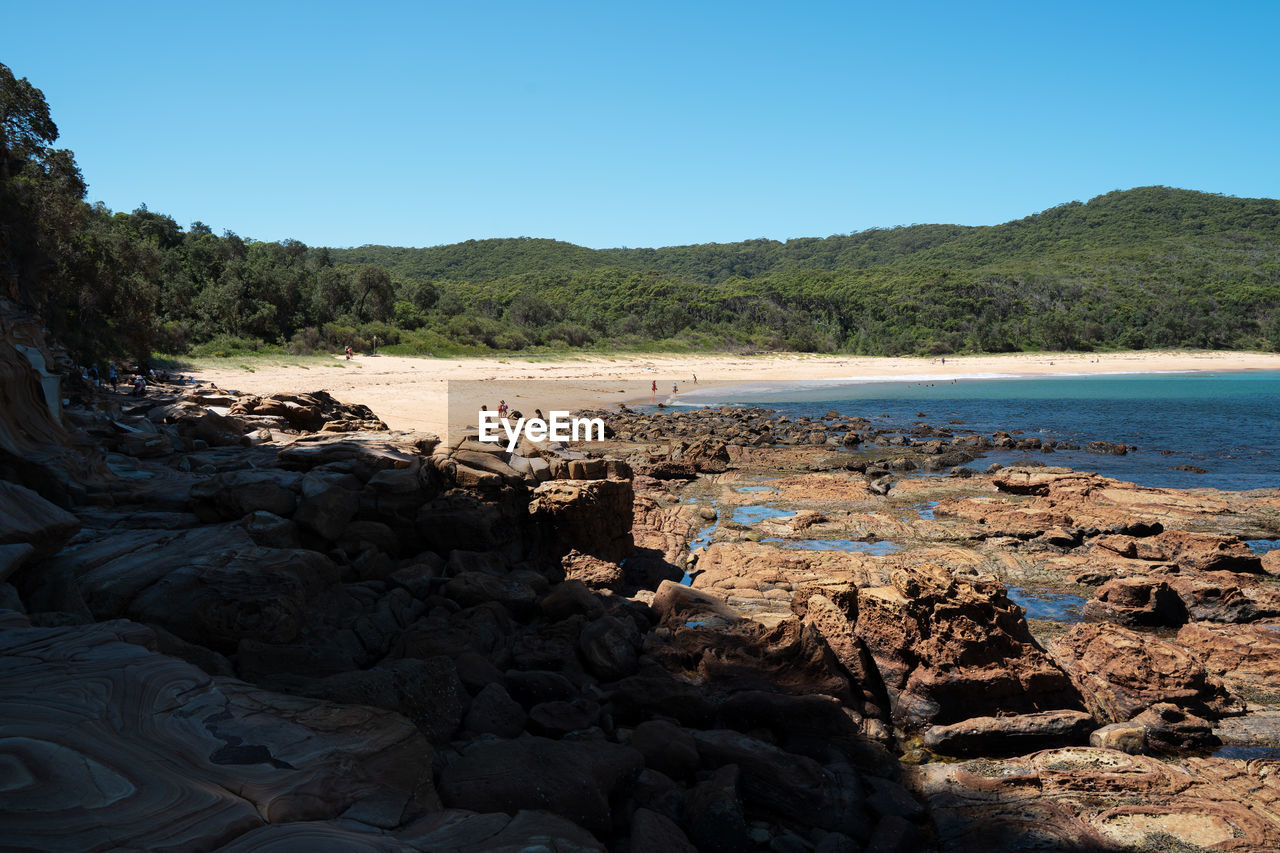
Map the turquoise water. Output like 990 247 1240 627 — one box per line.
676 371 1280 491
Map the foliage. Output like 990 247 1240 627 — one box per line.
2 60 1278 364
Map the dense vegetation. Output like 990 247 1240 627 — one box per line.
3 61 1278 365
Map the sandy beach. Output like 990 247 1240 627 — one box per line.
186 350 1280 440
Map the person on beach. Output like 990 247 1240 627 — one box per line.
651 380 657 401
673 382 678 394
692 374 697 383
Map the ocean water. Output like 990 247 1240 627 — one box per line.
673 371 1280 491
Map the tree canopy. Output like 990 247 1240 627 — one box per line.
2 59 1278 363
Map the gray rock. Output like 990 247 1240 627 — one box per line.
463 683 526 738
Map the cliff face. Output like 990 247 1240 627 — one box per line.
0 283 93 501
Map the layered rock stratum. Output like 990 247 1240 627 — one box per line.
3 325 1280 851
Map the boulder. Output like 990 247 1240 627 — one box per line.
463 683 527 738
631 807 698 853
1175 621 1280 690
301 657 468 745
692 728 869 837
629 720 700 780
188 470 300 521
0 480 80 557
922 710 1095 756
853 564 1081 729
527 697 601 738
241 511 300 549
1089 721 1147 754
577 612 641 680
684 764 749 853
530 479 634 562
438 736 643 834
442 572 537 616
294 472 360 540
1131 702 1220 751
1082 577 1187 627
560 549 625 592
1050 622 1241 722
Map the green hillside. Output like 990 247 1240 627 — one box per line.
332 187 1280 284
3 57 1277 363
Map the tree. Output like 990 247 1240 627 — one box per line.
0 62 57 181
355 266 394 321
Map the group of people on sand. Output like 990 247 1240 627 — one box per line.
650 374 697 400
481 401 543 421
81 363 183 397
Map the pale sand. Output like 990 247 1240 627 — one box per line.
186 351 1280 440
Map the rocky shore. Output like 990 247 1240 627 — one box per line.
3 337 1280 850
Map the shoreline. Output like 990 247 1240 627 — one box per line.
184 349 1280 439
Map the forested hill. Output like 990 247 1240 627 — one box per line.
3 57 1278 363
332 187 1280 284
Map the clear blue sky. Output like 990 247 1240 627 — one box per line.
4 1 1277 249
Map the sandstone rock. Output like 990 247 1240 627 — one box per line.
651 579 740 626
693 728 869 837
539 579 605 620
438 736 643 834
241 511 299 549
530 478 634 562
302 657 468 745
504 669 578 708
607 673 717 727
854 565 1080 729
294 472 360 539
463 683 527 738
0 480 80 557
631 807 698 853
1132 702 1219 751
630 720 700 780
0 619 434 850
527 697 601 738
1089 721 1146 754
560 548 625 592
236 639 359 686
915 747 1280 852
1167 572 1280 623
684 764 749 853
577 612 641 680
1175 621 1280 691
922 710 1094 756
0 542 35 584
188 469 300 521
47 525 338 650
1082 577 1187 627
1050 622 1241 722
443 572 537 616
0 579 25 612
